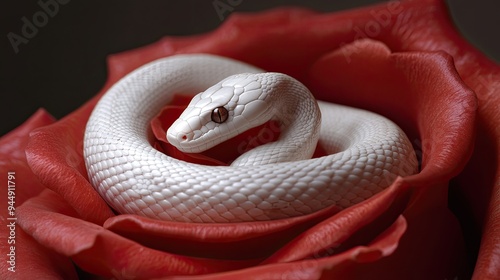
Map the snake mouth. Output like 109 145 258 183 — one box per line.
184 123 284 164
167 130 234 154
166 121 226 153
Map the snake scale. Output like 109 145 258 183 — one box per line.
83 54 418 223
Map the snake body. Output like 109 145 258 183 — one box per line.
84 54 418 223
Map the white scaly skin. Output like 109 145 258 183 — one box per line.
84 54 418 223
167 72 321 166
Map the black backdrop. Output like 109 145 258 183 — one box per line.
1 0 499 136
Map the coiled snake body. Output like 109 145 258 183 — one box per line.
84 54 418 223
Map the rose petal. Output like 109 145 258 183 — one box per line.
169 184 465 279
104 204 341 260
264 178 411 263
163 216 408 280
0 228 78 280
307 39 476 185
17 190 256 279
0 110 77 279
316 0 500 276
1 109 55 160
0 109 55 204
106 35 208 83
25 95 115 224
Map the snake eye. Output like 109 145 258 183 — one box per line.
211 106 229 123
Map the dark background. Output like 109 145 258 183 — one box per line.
1 0 499 136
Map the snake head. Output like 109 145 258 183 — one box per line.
166 73 272 153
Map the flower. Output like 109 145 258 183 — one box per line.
2 0 498 278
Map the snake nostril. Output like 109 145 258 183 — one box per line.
179 133 194 142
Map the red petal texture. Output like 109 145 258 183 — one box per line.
309 39 476 184
0 110 77 279
4 0 497 278
25 95 115 225
0 110 55 205
15 190 256 279
103 204 341 260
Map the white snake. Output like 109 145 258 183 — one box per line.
84 54 418 223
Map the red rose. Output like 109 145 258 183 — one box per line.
2 0 498 278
